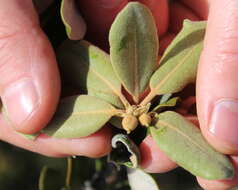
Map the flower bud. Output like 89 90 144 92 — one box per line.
139 113 151 127
122 114 138 134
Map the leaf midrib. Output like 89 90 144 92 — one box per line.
63 109 118 117
132 25 139 102
157 119 227 166
151 44 197 94
77 47 121 98
90 66 121 98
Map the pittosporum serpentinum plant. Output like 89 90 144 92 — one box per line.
23 1 234 189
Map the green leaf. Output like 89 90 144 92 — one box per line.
127 168 160 190
141 20 206 105
109 134 141 168
60 0 86 40
109 2 158 103
57 40 126 108
153 97 179 112
42 95 119 138
150 111 234 180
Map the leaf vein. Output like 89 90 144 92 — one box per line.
153 45 197 93
157 119 225 165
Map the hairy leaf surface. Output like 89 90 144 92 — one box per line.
141 20 206 105
109 2 158 103
150 111 234 180
57 40 124 108
42 95 119 138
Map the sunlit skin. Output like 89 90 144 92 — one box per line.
1 0 238 189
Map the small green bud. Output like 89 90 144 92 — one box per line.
139 113 151 127
122 114 138 134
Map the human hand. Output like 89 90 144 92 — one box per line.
0 0 111 158
78 0 238 189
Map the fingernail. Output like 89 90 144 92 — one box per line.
209 99 238 147
2 78 39 129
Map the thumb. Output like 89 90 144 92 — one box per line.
197 0 238 154
0 0 60 134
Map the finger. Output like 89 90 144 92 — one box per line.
140 135 177 173
138 0 169 36
197 0 238 154
77 0 128 50
169 1 200 33
0 117 111 158
159 32 176 55
0 0 60 134
180 0 209 19
197 156 238 190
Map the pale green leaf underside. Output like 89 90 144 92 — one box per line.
150 20 206 95
150 111 234 180
57 40 124 108
127 168 160 190
109 2 158 103
42 95 118 138
60 0 86 40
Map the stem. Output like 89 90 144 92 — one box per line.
140 91 156 106
118 93 131 108
65 157 73 188
39 166 48 190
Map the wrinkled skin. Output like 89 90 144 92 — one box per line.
1 0 238 189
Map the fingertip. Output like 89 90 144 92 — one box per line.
1 28 60 134
140 135 177 173
196 0 238 155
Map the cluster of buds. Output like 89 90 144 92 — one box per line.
121 104 152 134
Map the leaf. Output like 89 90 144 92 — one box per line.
60 0 86 40
127 168 160 190
109 134 141 168
153 97 179 112
150 111 234 180
141 20 206 105
57 40 126 108
159 93 172 104
42 95 119 138
109 2 158 103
